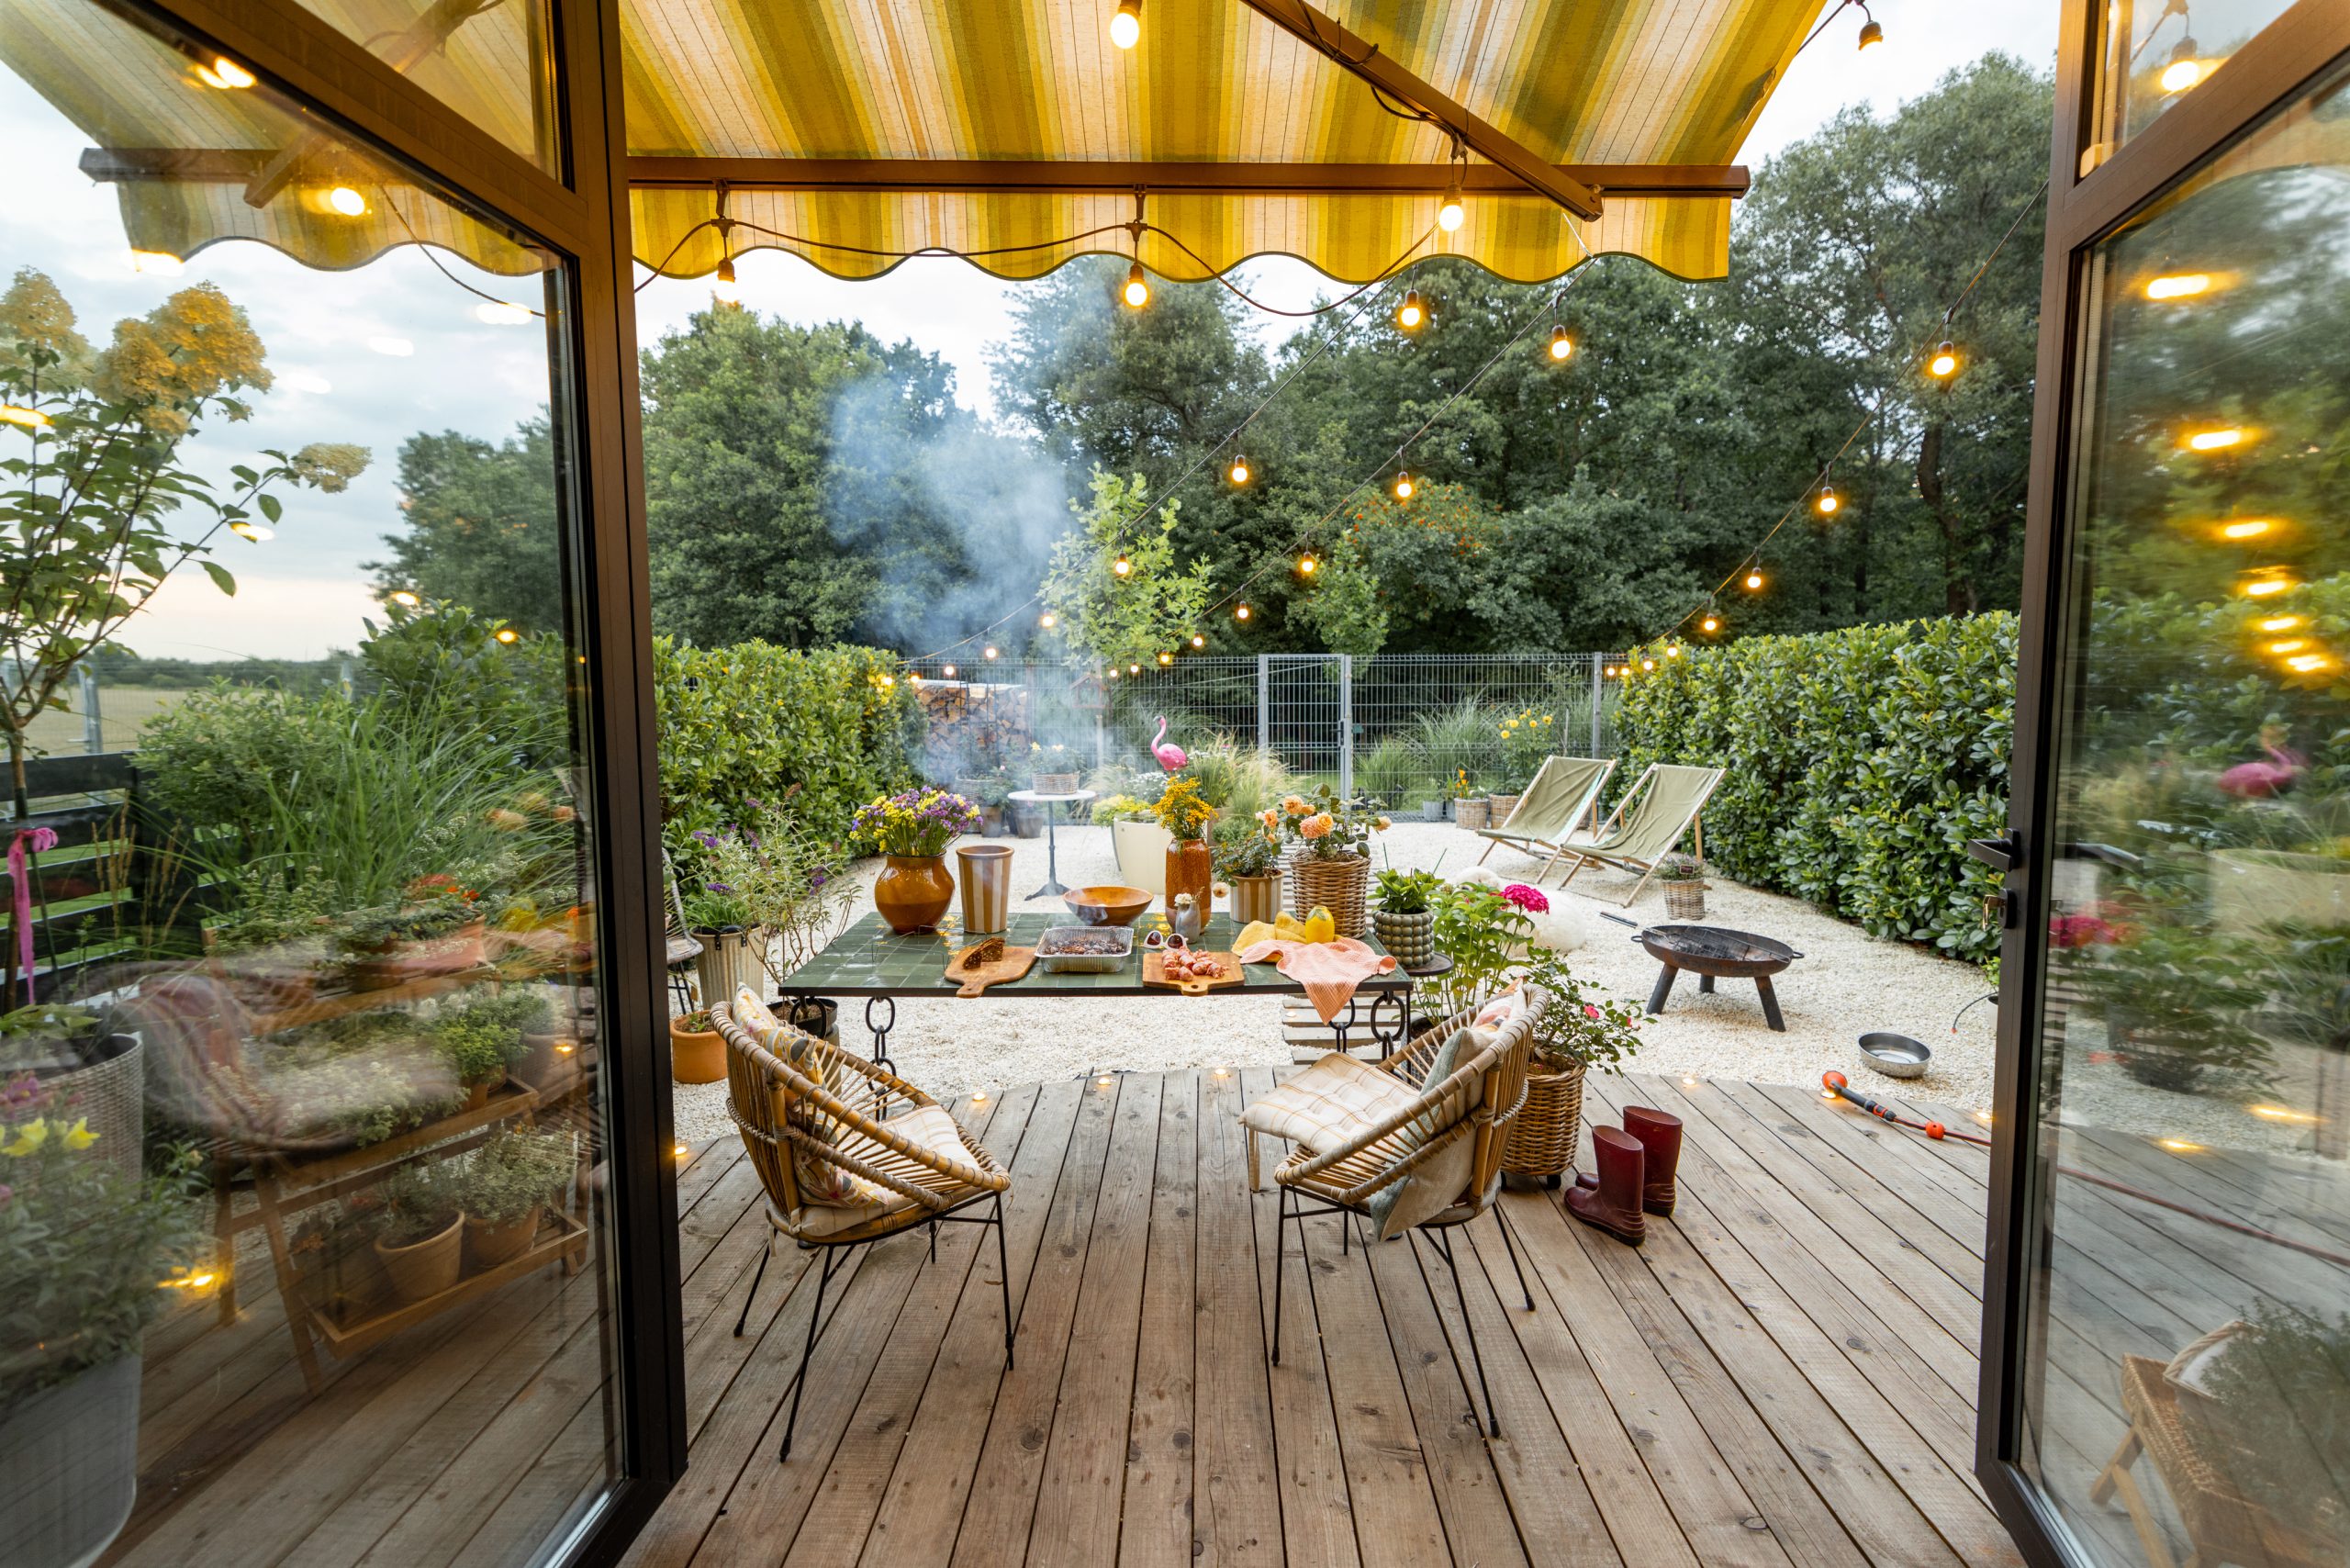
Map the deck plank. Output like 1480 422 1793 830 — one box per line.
1120 1071 1203 1568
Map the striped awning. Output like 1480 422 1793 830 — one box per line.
5 0 1824 286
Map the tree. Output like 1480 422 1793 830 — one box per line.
366 419 562 627
1036 470 1214 668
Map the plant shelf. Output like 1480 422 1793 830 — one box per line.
306 1209 588 1360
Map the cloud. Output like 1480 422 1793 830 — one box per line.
119 572 384 661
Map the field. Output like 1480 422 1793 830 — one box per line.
22 686 194 756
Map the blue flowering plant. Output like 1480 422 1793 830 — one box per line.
851 787 980 860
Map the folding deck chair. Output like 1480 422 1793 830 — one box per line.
1551 762 1725 905
1474 755 1617 881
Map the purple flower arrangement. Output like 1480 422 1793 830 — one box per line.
852 788 981 858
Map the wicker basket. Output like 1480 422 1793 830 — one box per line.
1033 772 1080 795
1663 879 1707 921
1454 797 1490 830
1503 1060 1585 1182
2105 1355 2343 1568
1287 851 1371 938
1485 793 1521 830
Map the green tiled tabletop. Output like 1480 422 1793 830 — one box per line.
778 911 1426 999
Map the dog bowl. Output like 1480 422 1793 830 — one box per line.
1064 885 1152 927
1857 1031 1931 1079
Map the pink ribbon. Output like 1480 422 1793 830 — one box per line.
9 826 57 1003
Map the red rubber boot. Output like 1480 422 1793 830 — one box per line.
1575 1105 1684 1216
1566 1126 1646 1246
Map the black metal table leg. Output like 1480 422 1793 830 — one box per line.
1647 962 1680 1016
1697 972 1716 994
1755 976 1785 1032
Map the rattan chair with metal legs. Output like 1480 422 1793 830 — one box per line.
1263 991 1545 1439
715 1001 1013 1462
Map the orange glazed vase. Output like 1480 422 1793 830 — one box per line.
874 854 955 934
1164 838 1213 915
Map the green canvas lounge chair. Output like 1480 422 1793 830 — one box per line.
1552 762 1725 905
1475 756 1617 880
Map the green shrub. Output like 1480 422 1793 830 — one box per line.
655 639 922 846
136 682 349 839
1355 735 1425 808
1613 614 2015 961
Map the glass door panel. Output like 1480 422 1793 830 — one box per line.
2021 53 2350 1568
0 6 621 1564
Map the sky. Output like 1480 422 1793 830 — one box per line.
0 0 2055 664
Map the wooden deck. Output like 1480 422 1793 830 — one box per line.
624 1069 2026 1568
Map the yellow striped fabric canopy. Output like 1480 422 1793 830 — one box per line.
2 0 1824 286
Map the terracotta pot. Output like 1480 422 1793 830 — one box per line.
462 1069 507 1112
670 1014 726 1084
1230 872 1283 925
465 1206 544 1271
375 1213 464 1304
874 854 955 934
347 922 489 991
1164 838 1213 914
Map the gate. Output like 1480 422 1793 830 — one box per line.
1257 654 1350 795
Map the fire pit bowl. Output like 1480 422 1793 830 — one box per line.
1631 923 1804 1032
1856 1031 1931 1079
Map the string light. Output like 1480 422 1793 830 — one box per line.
1296 552 1318 577
196 56 255 89
1816 486 1840 516
1856 3 1884 49
2286 652 2333 674
1929 341 1959 378
983 644 999 659
1548 324 1574 361
2186 426 2245 452
494 627 520 644
229 521 273 542
1640 657 1657 671
1123 263 1150 308
2238 568 2297 598
1393 472 1415 501
1744 567 1764 591
1236 603 1252 621
2159 39 2204 95
711 255 740 304
1039 610 1057 629
1110 0 1140 49
2145 272 2211 301
1665 643 1682 658
1437 173 1466 234
326 185 368 217
942 662 956 677
1228 454 1251 486
1190 633 1205 649
1113 552 1133 577
2258 614 2303 633
2216 519 2276 541
1702 614 1720 633
1395 290 1427 331
1128 662 1141 675
1153 651 1170 666
387 589 422 608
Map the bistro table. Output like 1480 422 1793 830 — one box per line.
1002 788 1094 898
776 910 1442 1076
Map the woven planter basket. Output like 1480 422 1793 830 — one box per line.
1033 772 1080 795
1503 1060 1585 1182
1663 880 1707 921
1485 793 1521 830
1286 851 1371 938
1454 797 1490 830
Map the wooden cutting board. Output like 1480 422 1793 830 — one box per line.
946 943 1035 997
1142 949 1247 996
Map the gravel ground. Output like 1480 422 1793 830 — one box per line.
671 819 2001 1146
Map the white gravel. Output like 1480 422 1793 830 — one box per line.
670 819 2000 1146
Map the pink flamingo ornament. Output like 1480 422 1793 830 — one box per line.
2217 742 2304 799
1151 716 1189 774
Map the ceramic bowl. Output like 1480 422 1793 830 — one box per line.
1064 885 1152 926
1856 1031 1931 1079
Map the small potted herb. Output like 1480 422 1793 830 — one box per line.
1371 865 1444 969
1654 852 1708 921
669 1007 724 1084
457 1128 575 1270
430 1000 528 1109
371 1160 465 1304
1213 813 1283 924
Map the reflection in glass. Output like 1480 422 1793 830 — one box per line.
2027 59 2350 1568
0 6 614 1567
2092 0 2303 153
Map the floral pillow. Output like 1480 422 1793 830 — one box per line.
731 988 886 1209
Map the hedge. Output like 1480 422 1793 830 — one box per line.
654 639 923 845
1613 614 2016 961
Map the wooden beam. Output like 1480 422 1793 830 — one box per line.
1235 0 1604 219
622 157 1745 201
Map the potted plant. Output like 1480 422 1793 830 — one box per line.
1489 708 1554 828
1154 776 1217 914
458 1128 574 1270
2072 924 2269 1092
851 787 979 934
669 1007 725 1084
2156 1300 2350 1559
1655 852 1709 920
1214 813 1283 924
371 1160 465 1304
288 1193 391 1322
1099 794 1170 892
430 998 529 1109
0 1004 141 1177
1371 865 1444 969
1427 882 1535 1017
692 793 858 1033
1032 741 1080 796
0 1071 202 1568
1505 950 1642 1185
680 856 767 1002
1452 767 1490 831
1266 785 1387 938
336 883 489 991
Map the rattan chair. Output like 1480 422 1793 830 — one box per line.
1262 987 1547 1438
716 998 1013 1462
663 850 704 1012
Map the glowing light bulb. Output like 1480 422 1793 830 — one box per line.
1744 569 1764 591
1113 553 1132 577
942 662 956 678
2145 272 2210 301
1105 666 1117 680
229 521 273 542
674 1142 690 1160
1683 1076 1698 1087
1228 454 1251 486
1641 657 1656 671
1395 290 1426 331
0 405 52 430
1040 611 1057 629
1097 1073 1114 1086
1857 17 1883 49
2186 427 2244 452
878 673 896 689
2217 519 2275 540
2286 653 2331 673
1213 1065 1229 1077
2158 1137 2201 1153
1548 325 1573 361
1816 487 1840 516
1190 633 1205 649
1702 615 1719 633
1123 263 1149 308
388 589 422 608
1128 662 1141 676
2250 1104 2319 1125
2239 570 2296 598
1393 473 1415 501
973 1090 989 1103
475 300 532 325
1297 553 1317 577
2159 52 2203 94
129 250 184 275
494 627 520 644
1929 342 1959 378
1110 0 1140 49
326 185 367 217
1236 603 1251 621
2266 639 2310 655
1665 644 1682 658
711 256 740 304
1158 651 1174 666
2259 615 2303 633
983 645 998 660
1437 178 1465 233
197 56 255 89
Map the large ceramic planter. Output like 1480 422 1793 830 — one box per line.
1230 872 1283 925
1371 908 1437 969
875 854 954 934
1113 819 1173 894
466 1206 544 1271
0 1352 141 1568
670 1013 726 1084
692 924 767 1002
1164 838 1213 914
374 1213 465 1304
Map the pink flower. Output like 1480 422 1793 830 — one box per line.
1582 1003 1601 1020
1300 812 1333 839
1500 882 1550 913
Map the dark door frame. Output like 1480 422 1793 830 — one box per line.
99 0 686 1561
1977 3 2350 1564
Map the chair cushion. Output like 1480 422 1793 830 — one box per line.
731 987 882 1208
1238 1051 1421 1151
789 1105 970 1238
1365 1023 1491 1241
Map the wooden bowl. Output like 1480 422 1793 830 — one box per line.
1064 885 1152 926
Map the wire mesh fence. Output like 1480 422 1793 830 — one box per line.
904 652 1628 808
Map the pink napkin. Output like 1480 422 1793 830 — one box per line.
1238 936 1397 1023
